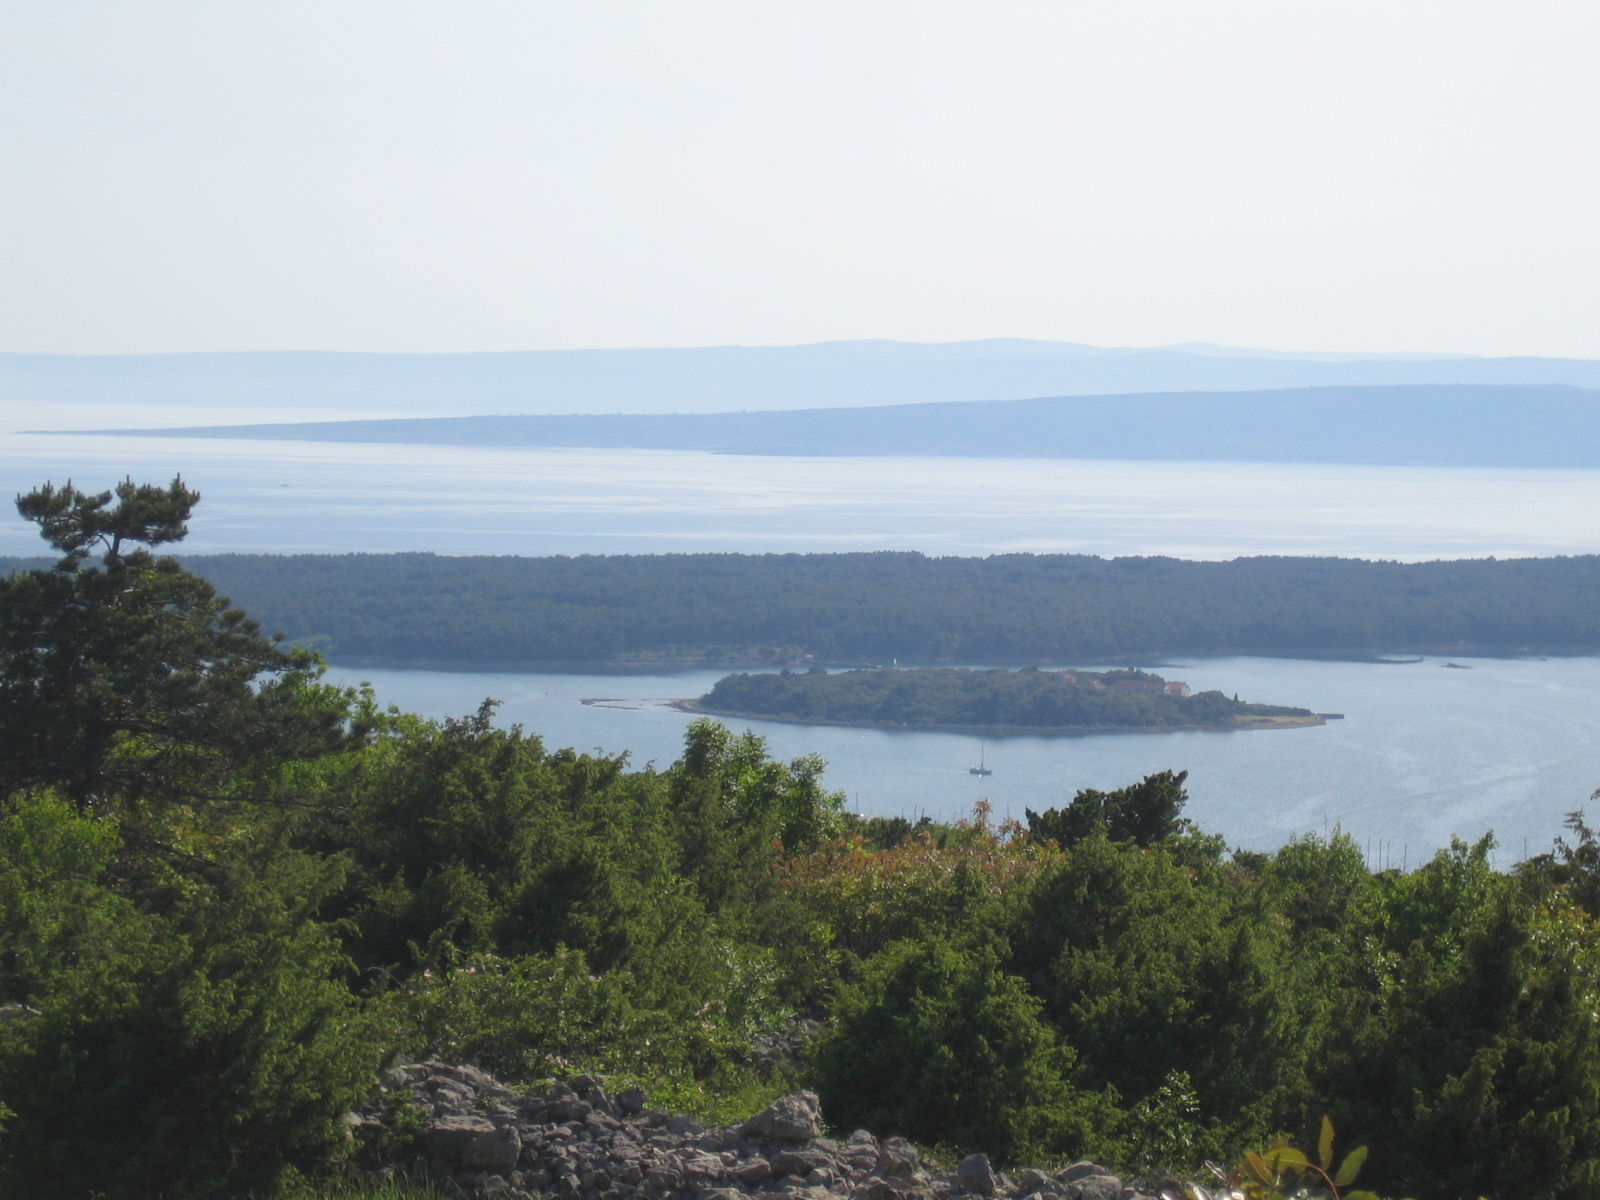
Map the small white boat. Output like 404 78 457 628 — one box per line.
969 744 992 776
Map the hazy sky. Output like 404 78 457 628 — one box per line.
4 1 1597 358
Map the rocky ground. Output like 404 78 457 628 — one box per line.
346 1062 1177 1200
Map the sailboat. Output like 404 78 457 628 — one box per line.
968 743 992 776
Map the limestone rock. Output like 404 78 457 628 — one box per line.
852 1178 919 1200
1014 1168 1053 1193
875 1137 921 1180
350 1061 1177 1200
424 1114 497 1163
1063 1173 1123 1200
742 1091 824 1143
615 1087 649 1117
1059 1163 1112 1184
772 1147 838 1177
957 1153 998 1196
464 1124 523 1174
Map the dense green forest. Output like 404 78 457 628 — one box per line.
0 548 1592 667
5 479 1600 1200
694 666 1317 731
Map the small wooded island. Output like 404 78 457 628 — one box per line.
685 665 1322 733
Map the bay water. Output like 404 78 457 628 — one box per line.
324 654 1600 862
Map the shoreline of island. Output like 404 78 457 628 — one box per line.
668 698 1328 737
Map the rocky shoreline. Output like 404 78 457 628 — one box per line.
348 1062 1171 1200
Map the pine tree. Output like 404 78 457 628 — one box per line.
0 478 356 847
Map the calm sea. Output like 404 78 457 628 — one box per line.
4 432 1599 859
4 432 1599 560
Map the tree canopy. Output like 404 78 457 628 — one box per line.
0 476 356 844
16 475 198 564
694 667 1314 731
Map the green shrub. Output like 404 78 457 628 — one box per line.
0 795 383 1200
365 942 793 1123
812 935 1113 1165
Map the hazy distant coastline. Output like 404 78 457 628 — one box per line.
56 382 1600 470
8 336 1600 431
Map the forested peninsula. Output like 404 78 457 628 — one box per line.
690 666 1321 733
23 549 1592 667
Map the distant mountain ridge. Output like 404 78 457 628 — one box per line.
8 338 1600 429
78 382 1600 469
